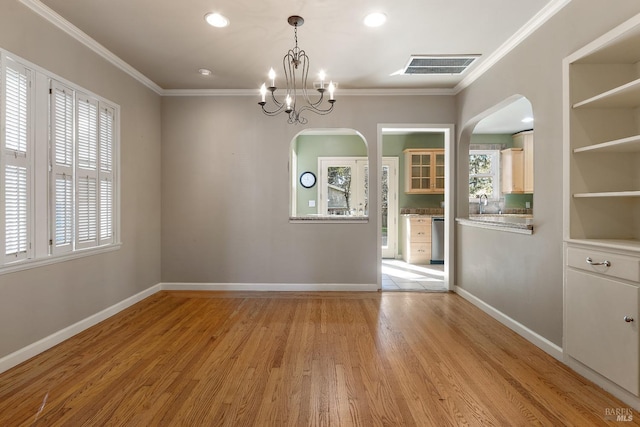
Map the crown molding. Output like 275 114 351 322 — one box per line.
21 0 570 98
19 0 164 95
162 88 456 97
453 0 572 94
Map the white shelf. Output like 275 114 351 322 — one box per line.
573 191 640 198
573 77 640 109
573 134 640 153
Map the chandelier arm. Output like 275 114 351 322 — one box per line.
297 102 335 116
304 91 327 108
269 89 284 109
285 50 299 111
299 49 310 102
260 102 286 116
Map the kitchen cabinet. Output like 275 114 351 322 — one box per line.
563 13 640 400
513 130 534 193
402 216 431 264
403 149 444 194
500 148 523 194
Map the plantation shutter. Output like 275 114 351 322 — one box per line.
3 60 31 262
50 81 74 253
98 104 114 245
75 93 99 249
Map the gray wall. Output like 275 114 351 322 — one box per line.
161 95 455 284
456 0 640 346
0 2 162 358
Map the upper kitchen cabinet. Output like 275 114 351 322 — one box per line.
501 131 534 194
564 13 640 249
403 148 445 194
501 148 524 194
514 130 534 193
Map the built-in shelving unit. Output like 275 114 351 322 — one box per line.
563 13 640 406
564 14 640 247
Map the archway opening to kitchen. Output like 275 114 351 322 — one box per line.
468 96 534 221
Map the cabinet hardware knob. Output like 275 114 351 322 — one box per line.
624 316 634 323
586 257 611 267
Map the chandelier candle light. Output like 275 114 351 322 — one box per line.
259 15 336 125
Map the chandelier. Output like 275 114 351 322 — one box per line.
259 16 336 125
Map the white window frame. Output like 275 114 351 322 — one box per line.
469 149 501 201
0 49 120 275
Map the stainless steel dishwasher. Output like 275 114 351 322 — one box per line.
431 217 444 264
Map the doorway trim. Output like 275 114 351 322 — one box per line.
381 157 399 259
377 123 455 291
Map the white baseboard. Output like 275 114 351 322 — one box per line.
454 286 564 361
160 283 379 292
0 283 161 375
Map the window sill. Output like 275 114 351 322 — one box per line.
289 216 369 224
0 243 122 276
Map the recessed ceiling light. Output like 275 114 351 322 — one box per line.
522 117 534 123
205 12 229 28
364 12 387 27
198 68 212 76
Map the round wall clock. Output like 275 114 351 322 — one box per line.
299 171 316 188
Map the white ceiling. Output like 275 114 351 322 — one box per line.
33 0 561 92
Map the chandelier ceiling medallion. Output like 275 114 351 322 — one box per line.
259 15 336 125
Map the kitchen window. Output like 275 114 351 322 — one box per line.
0 49 120 273
469 149 500 201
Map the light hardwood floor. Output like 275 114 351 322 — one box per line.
0 291 636 426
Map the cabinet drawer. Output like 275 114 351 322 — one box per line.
410 217 431 226
409 243 430 263
410 225 431 242
567 247 640 282
565 269 639 395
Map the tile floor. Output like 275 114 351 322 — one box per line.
381 259 447 292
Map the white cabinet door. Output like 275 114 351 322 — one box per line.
565 269 639 395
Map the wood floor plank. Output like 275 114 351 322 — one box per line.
0 290 637 426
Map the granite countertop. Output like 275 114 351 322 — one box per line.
400 208 445 215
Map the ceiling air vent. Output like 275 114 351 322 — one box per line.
402 55 480 75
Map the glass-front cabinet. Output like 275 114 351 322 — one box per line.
403 149 445 194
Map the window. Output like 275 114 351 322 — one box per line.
0 50 119 272
469 150 500 200
2 59 32 262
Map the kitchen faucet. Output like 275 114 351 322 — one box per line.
479 194 488 214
